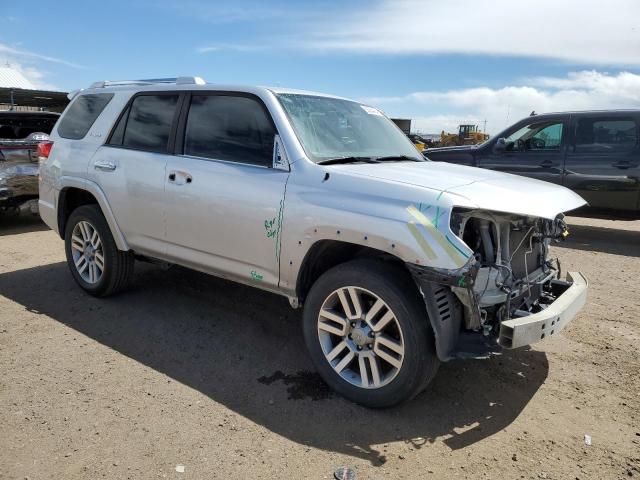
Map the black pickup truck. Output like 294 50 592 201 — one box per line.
0 111 59 215
424 110 640 216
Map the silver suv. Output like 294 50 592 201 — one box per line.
39 77 588 407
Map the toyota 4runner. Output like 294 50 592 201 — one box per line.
39 77 588 407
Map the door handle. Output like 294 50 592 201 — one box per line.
539 160 554 168
613 161 631 169
168 170 192 185
94 160 116 171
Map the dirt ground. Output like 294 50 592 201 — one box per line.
0 214 638 480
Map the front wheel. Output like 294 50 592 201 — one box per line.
64 204 134 297
302 259 439 408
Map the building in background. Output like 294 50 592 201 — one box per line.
0 66 66 216
391 118 412 135
0 66 68 112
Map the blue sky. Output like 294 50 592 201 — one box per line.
2 0 639 134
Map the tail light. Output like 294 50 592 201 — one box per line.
37 141 54 165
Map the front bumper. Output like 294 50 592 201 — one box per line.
498 272 588 349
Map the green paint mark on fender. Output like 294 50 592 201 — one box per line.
250 270 264 281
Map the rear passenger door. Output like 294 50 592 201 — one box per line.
164 92 289 289
92 92 181 256
564 115 640 212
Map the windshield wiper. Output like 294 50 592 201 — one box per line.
373 155 423 162
316 156 379 165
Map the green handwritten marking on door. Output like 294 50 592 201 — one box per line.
250 270 264 281
264 218 277 238
263 198 285 263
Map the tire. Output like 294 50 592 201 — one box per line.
302 259 439 408
64 204 134 297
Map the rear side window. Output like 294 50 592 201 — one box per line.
575 117 639 153
184 95 276 166
57 94 114 140
109 94 179 153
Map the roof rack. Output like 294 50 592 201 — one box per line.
89 76 206 89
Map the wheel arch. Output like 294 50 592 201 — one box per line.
296 239 412 303
295 239 464 363
57 177 129 251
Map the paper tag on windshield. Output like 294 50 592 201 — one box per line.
361 105 383 116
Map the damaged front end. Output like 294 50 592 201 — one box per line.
410 208 588 360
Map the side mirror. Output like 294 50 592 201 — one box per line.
493 137 507 153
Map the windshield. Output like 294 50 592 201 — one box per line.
276 93 422 162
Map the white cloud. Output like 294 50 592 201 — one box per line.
361 71 640 134
0 43 84 90
0 44 83 69
191 1 639 65
303 0 640 65
7 63 60 91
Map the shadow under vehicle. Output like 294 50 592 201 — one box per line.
0 260 550 465
424 110 640 217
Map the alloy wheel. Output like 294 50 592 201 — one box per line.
317 286 405 389
70 220 104 284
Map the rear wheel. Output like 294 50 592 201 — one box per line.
64 205 134 297
303 259 439 408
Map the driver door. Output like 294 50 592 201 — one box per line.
164 92 289 290
478 118 568 185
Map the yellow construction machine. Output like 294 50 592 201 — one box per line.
440 124 489 147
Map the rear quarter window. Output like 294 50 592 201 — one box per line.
57 93 114 140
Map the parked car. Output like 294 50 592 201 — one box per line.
39 77 588 407
0 111 60 215
424 110 640 216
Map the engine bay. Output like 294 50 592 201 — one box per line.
450 208 570 333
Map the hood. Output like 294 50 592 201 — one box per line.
334 161 586 220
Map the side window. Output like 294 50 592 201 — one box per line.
532 123 563 150
57 93 114 140
184 95 276 166
117 94 179 153
504 121 563 152
575 117 638 153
